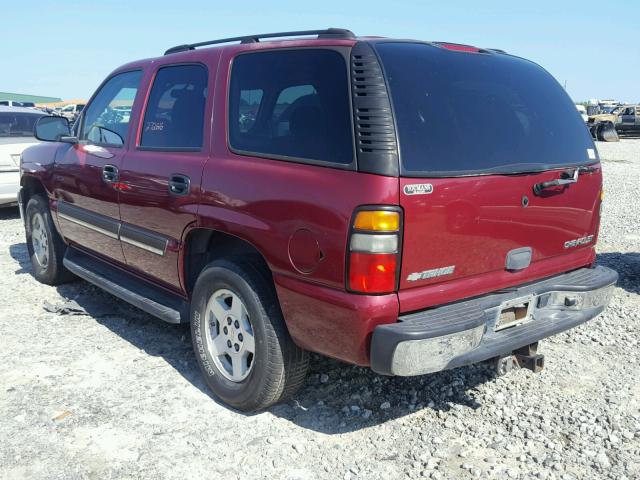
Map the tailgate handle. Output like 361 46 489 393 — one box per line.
533 169 578 195
533 165 598 195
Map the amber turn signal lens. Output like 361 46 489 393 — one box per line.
353 210 400 232
600 189 605 201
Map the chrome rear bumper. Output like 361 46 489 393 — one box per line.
370 266 618 376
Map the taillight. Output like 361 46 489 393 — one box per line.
347 207 402 294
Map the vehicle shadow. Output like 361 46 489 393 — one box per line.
10 239 500 434
596 252 640 294
0 206 20 221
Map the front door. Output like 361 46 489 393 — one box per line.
118 63 212 291
619 107 635 131
54 70 143 264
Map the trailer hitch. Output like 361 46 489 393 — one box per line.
491 342 545 376
513 342 545 373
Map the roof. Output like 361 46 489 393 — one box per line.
163 28 356 55
109 30 511 80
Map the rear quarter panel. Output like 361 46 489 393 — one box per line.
201 45 399 289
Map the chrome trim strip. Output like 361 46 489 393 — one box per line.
120 234 166 256
58 200 168 256
58 212 119 239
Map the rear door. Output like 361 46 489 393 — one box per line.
118 61 214 291
54 70 143 264
374 42 602 301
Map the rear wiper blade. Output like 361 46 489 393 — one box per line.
533 166 598 195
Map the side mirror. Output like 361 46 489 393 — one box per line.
34 116 77 143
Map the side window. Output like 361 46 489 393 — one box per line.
80 70 142 146
140 64 208 150
229 49 353 164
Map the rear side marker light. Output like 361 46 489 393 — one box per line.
347 208 402 294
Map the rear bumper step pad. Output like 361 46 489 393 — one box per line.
371 266 618 376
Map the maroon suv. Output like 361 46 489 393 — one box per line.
20 29 617 411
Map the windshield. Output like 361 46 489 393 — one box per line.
375 42 595 176
0 112 43 137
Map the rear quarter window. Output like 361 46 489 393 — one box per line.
228 49 353 166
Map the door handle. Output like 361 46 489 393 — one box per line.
168 174 190 196
102 164 119 183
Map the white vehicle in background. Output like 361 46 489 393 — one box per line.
0 106 44 206
576 104 588 123
58 103 85 123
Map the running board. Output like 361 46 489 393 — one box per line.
63 247 189 324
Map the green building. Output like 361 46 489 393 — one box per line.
0 92 61 104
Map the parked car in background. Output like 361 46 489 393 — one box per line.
0 101 25 107
58 103 85 123
587 104 637 140
20 29 617 411
112 105 132 123
0 106 44 206
614 105 640 135
575 104 588 123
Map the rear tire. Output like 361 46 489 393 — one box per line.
25 194 74 285
191 258 309 411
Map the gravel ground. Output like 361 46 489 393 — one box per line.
0 140 638 480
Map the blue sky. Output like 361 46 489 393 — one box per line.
1 0 638 102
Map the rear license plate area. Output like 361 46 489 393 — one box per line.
495 296 534 332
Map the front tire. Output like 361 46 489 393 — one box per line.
25 194 74 285
191 258 309 411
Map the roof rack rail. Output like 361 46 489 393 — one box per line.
164 28 356 55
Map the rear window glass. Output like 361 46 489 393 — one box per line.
375 43 595 176
229 49 353 165
0 112 43 137
141 64 208 150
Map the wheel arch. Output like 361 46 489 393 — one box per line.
20 174 48 205
183 228 272 296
